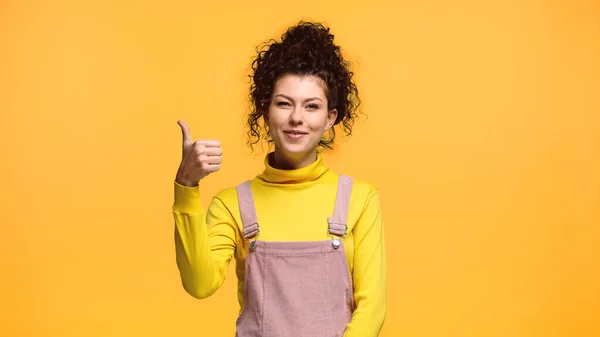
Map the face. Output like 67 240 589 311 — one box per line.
264 74 337 164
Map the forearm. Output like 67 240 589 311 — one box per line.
344 189 387 336
343 247 387 336
342 272 386 336
174 212 223 298
344 310 386 337
172 182 233 299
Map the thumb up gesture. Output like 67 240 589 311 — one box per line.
175 120 222 187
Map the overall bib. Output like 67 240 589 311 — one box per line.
234 175 355 337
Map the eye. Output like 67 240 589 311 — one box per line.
307 104 320 110
276 101 290 107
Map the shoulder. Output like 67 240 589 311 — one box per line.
213 181 245 205
336 173 380 209
347 176 378 194
337 173 378 195
335 174 383 230
212 177 259 206
205 181 249 228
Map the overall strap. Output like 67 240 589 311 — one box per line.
235 181 260 240
328 174 354 238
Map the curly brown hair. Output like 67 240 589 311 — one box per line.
246 21 361 151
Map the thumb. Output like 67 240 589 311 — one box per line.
177 120 192 147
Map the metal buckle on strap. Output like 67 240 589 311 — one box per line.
243 222 260 252
249 238 258 251
327 219 347 236
332 237 342 249
327 218 346 249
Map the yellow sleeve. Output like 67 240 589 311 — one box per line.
344 189 387 336
172 181 238 299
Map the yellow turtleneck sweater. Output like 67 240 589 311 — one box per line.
172 153 386 336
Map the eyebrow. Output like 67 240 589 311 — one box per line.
274 94 323 103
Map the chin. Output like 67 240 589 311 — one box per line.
275 141 315 156
280 144 310 154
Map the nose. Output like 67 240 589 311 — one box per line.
289 106 303 125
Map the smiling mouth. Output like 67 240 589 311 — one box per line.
283 130 308 139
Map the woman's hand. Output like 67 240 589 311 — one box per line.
175 120 222 187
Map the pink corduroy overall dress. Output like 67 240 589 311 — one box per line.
233 174 355 337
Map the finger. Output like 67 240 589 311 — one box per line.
194 139 221 148
177 120 192 147
202 147 223 156
202 163 220 173
203 155 222 165
192 143 222 156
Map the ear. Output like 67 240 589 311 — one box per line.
325 109 338 130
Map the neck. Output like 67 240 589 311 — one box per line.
271 148 318 170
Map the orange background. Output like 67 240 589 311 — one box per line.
1 1 599 336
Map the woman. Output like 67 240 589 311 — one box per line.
173 21 386 337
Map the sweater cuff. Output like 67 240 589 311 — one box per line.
173 181 203 214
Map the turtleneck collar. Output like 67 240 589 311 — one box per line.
257 152 329 184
